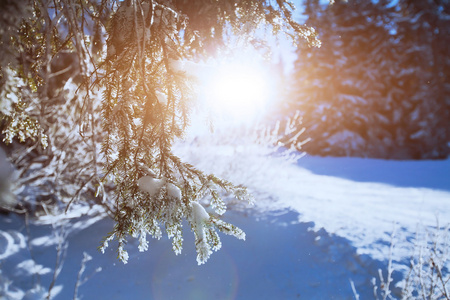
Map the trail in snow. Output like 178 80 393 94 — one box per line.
1 132 449 299
0 206 389 299
174 136 450 269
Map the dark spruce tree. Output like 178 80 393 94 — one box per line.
288 0 449 159
393 0 450 159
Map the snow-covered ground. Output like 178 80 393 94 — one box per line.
1 133 449 299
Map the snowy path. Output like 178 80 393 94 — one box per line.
1 140 449 299
263 156 450 263
0 208 389 299
174 141 450 269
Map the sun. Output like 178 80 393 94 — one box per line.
202 61 271 122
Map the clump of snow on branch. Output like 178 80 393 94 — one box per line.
189 202 246 265
166 182 182 200
138 175 182 201
99 169 248 264
155 91 168 106
190 202 213 264
138 176 165 197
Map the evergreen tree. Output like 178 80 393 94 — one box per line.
0 0 321 264
289 0 449 159
393 0 450 158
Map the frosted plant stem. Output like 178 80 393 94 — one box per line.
382 226 396 300
400 259 414 299
43 205 68 300
46 233 64 300
418 245 427 300
73 257 85 300
73 252 93 300
433 257 449 299
24 212 41 287
372 277 379 300
349 279 360 300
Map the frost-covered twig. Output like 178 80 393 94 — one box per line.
349 279 360 300
380 226 396 300
398 220 450 300
24 212 42 287
46 224 68 300
73 252 102 300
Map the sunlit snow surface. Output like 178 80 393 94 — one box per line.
1 134 449 299
174 136 450 267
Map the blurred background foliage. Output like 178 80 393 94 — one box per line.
286 0 449 159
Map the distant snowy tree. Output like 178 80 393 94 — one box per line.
0 0 321 264
288 0 449 159
393 0 450 159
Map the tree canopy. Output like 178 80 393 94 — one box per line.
287 0 449 159
0 0 321 264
